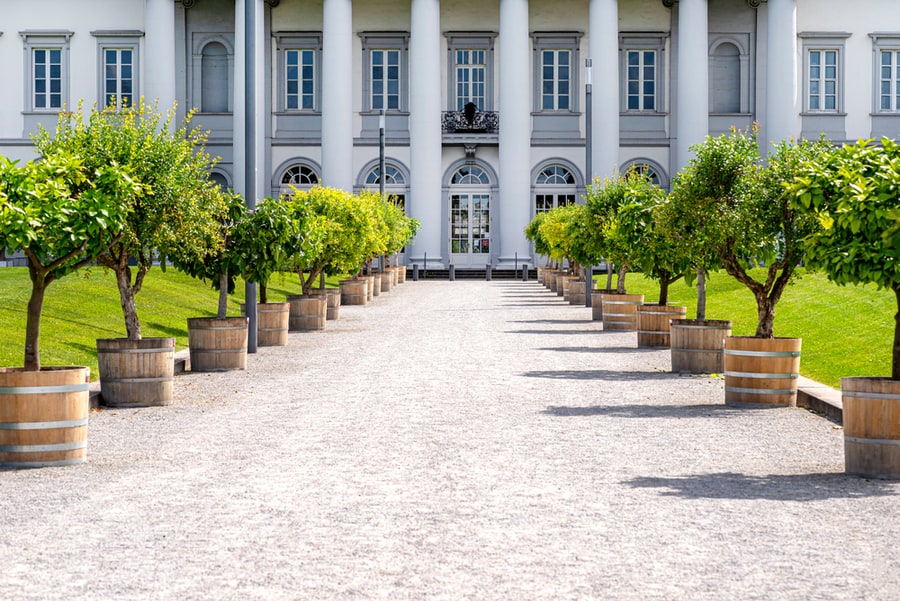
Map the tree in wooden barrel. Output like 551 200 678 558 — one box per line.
0 144 137 467
789 138 900 478
584 176 646 330
537 204 585 300
525 212 557 289
683 126 832 407
34 100 224 408
657 134 734 372
605 173 691 348
379 195 419 283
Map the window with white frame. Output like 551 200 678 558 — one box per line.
620 35 666 114
22 31 72 111
93 32 141 110
801 34 848 114
280 163 319 197
532 33 581 113
621 159 668 190
360 33 409 114
871 35 900 112
275 33 321 112
446 34 495 112
534 165 576 213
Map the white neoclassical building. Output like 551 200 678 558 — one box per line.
2 0 899 270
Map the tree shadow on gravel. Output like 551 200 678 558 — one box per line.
625 472 899 501
537 346 653 354
524 369 677 381
541 403 738 419
507 329 611 336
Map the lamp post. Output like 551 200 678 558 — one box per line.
379 110 386 272
585 57 593 309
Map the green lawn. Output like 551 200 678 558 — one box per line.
1 267 894 388
594 268 895 388
0 267 333 380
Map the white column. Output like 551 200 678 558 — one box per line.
674 0 709 172
322 0 354 190
144 0 176 109
498 0 532 268
233 0 266 203
590 0 619 181
408 0 444 266
766 0 800 148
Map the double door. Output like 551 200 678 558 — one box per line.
450 193 490 267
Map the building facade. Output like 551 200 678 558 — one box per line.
2 0 899 269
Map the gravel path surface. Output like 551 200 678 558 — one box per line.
2 279 899 600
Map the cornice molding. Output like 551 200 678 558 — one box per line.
662 0 762 6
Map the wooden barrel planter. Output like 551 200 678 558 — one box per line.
600 292 644 331
558 275 576 297
567 280 586 305
380 270 393 292
547 271 560 292
670 319 732 373
339 279 368 306
537 266 546 285
396 266 407 284
287 295 327 331
0 366 90 468
239 302 290 346
371 273 382 297
590 291 604 321
97 337 175 408
308 288 341 320
187 317 248 372
359 276 375 301
723 336 801 407
636 304 687 348
841 377 900 479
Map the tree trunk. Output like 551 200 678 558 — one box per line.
259 283 267 304
114 265 142 340
319 272 326 290
616 264 628 293
696 267 707 321
605 262 613 291
24 269 49 371
893 284 900 380
658 277 669 306
217 272 229 319
754 291 776 338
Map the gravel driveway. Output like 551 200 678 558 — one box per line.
2 279 898 600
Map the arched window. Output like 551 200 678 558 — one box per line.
622 160 666 188
210 172 230 191
365 164 406 186
710 42 741 114
534 164 576 213
280 163 319 196
201 42 229 113
451 165 490 185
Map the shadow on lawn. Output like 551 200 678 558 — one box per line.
624 472 899 501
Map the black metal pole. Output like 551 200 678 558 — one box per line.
244 0 258 353
585 58 593 309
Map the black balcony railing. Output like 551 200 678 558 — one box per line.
441 105 499 134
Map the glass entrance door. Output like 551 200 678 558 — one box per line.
450 193 490 266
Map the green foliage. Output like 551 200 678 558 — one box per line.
666 126 831 337
525 212 552 262
0 151 139 369
788 137 900 378
33 99 224 340
583 175 633 269
234 196 298 302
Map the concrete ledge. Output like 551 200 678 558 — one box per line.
89 349 191 410
797 376 843 423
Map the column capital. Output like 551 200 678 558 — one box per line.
663 0 763 7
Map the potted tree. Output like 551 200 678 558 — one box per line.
585 175 644 330
789 137 900 478
537 204 583 300
606 175 691 347
173 189 251 370
658 142 735 372
684 126 831 407
0 150 137 467
34 100 224 408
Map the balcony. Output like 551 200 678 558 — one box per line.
441 105 500 135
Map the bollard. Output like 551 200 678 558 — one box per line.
522 266 529 282
449 264 455 281
485 264 492 281
413 264 419 281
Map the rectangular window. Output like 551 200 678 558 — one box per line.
880 50 900 111
626 50 656 111
455 49 486 110
103 48 134 108
541 50 571 110
33 48 62 109
371 49 401 111
286 49 315 110
808 49 838 111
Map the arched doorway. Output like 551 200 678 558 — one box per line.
448 165 491 267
